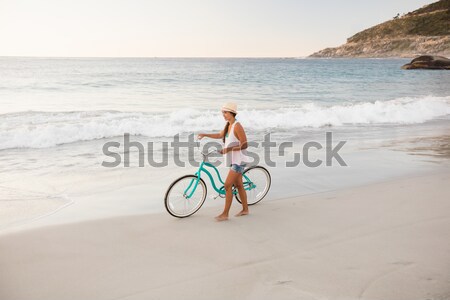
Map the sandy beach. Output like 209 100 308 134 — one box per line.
1 171 449 300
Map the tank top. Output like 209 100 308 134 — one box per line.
224 121 250 166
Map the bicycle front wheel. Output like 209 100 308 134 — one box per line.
236 166 271 205
165 175 207 218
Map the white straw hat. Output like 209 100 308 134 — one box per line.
221 102 237 114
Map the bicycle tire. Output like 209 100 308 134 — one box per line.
165 175 207 218
235 165 271 205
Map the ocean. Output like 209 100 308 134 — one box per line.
1 57 449 230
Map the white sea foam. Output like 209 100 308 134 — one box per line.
0 96 449 150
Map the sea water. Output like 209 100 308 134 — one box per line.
1 57 449 230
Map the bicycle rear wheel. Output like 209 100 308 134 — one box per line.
235 166 271 205
165 175 207 218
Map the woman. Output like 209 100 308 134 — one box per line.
197 102 249 221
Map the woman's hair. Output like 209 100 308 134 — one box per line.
223 112 237 143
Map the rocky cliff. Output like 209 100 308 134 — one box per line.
310 0 450 58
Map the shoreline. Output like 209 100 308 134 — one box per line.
2 133 449 234
1 170 449 299
2 153 447 234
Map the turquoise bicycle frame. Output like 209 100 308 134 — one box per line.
183 161 255 199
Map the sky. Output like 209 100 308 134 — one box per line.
0 0 436 57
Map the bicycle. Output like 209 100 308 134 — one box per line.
164 149 271 218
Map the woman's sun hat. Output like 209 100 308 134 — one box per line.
221 102 237 114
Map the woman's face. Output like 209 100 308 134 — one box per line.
222 110 233 122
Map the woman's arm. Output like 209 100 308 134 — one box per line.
198 130 224 140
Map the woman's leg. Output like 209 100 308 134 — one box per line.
215 169 240 221
235 173 249 217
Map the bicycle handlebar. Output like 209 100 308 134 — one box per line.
201 149 219 157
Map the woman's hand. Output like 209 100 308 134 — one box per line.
219 148 229 154
197 133 205 140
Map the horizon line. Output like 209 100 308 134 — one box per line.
0 55 311 59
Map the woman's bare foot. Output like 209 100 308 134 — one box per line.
235 210 249 217
215 214 229 221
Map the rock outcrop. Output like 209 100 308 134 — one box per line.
401 55 450 69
